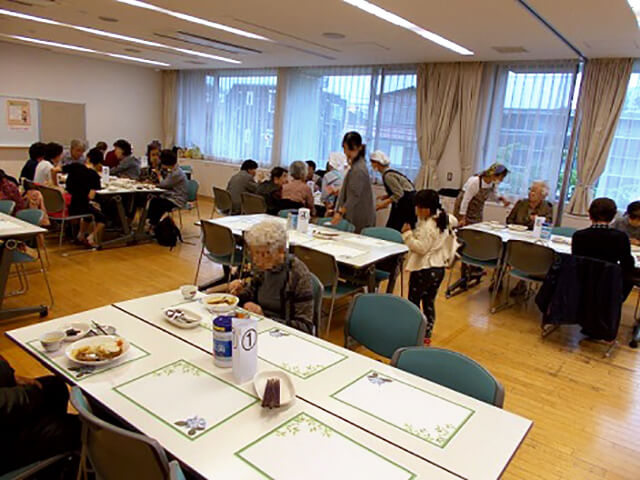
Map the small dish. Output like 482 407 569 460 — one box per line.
61 322 90 342
162 307 202 329
507 224 528 232
180 285 198 300
66 335 130 366
254 370 296 408
40 331 65 352
201 294 239 313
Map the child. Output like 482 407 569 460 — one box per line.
613 200 640 246
402 189 458 345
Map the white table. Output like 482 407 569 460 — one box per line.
114 289 532 479
0 212 46 238
6 306 459 480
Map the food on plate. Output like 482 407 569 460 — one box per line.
72 338 124 362
206 296 235 306
261 378 281 409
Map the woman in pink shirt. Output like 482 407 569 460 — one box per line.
281 161 315 215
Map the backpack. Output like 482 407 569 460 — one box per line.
154 216 182 249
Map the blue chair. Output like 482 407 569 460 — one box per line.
316 216 356 233
551 226 576 237
194 221 243 287
345 293 426 359
278 208 299 218
70 387 185 480
362 227 405 295
0 200 15 215
176 179 200 228
391 347 505 407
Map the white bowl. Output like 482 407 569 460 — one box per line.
180 285 198 300
507 224 528 232
254 370 296 408
65 335 130 366
162 307 202 329
40 330 65 352
201 294 239 313
61 322 90 342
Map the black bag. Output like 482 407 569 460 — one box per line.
154 216 182 249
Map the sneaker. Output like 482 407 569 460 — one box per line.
423 337 431 346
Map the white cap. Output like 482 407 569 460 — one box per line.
370 150 390 166
328 152 346 170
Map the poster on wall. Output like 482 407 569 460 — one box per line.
6 99 32 130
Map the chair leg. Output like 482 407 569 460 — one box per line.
325 283 338 337
59 219 65 248
178 209 183 229
400 268 404 297
194 245 204 285
195 200 200 219
39 234 50 270
38 246 54 308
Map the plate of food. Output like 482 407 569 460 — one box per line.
254 370 296 409
66 336 129 366
312 229 340 240
507 224 528 232
61 322 90 342
162 307 202 329
201 294 239 313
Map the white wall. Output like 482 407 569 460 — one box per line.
0 43 162 177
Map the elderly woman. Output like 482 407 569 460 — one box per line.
229 221 314 334
506 180 553 229
281 160 315 215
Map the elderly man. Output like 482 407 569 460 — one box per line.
229 221 315 335
506 180 553 229
62 139 87 165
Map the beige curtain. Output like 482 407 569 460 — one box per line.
162 70 178 148
415 63 460 189
567 58 633 215
458 63 484 183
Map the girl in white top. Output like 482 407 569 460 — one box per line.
34 142 63 186
402 189 458 345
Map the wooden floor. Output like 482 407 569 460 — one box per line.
1 197 639 480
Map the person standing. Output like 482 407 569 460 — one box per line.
332 132 375 233
454 163 510 226
370 150 417 232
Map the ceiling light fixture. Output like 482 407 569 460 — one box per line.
627 0 640 27
116 0 270 41
342 0 473 55
0 8 240 63
5 34 170 66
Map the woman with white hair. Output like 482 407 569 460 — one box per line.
229 220 315 334
321 152 346 213
370 150 417 232
281 160 315 215
506 180 553 229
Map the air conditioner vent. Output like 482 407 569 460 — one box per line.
492 46 528 54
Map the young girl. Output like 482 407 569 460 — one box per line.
402 189 458 345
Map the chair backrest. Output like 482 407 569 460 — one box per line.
457 229 502 262
278 208 298 218
361 226 403 244
292 245 338 288
186 179 199 202
241 193 267 215
169 461 186 480
70 387 171 480
346 294 426 359
16 208 44 226
22 178 36 191
36 185 65 214
504 240 555 279
309 272 323 336
0 200 15 215
201 221 236 257
316 217 356 233
212 187 232 215
551 226 576 237
179 165 192 173
391 347 505 407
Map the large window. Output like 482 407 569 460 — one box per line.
481 62 578 197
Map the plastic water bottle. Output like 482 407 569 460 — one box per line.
540 222 552 241
286 212 298 231
533 216 545 238
297 208 310 234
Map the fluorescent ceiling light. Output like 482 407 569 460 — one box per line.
343 0 473 56
117 0 270 41
0 8 240 63
627 0 640 27
5 34 170 66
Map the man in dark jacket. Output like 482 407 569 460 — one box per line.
0 356 80 474
256 166 288 215
20 142 46 181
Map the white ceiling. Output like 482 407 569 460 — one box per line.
0 0 637 69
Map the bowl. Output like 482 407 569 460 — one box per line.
201 294 239 313
180 285 198 300
162 307 202 329
254 370 296 408
507 224 528 232
61 322 90 342
65 335 130 366
40 331 65 352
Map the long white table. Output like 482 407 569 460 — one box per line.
113 289 532 480
7 305 459 479
0 212 47 238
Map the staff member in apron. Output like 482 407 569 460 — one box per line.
369 151 417 232
454 163 510 226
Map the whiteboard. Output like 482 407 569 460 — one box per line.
0 96 40 147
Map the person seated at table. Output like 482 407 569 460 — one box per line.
227 159 258 214
229 220 314 334
95 141 108 155
147 149 188 226
321 153 345 215
61 139 87 165
139 141 162 184
454 163 511 226
305 160 319 191
282 161 315 216
20 142 47 181
0 169 26 212
573 197 635 300
613 201 640 246
63 148 106 247
110 139 141 180
34 142 63 186
506 180 553 229
0 355 80 476
256 166 288 215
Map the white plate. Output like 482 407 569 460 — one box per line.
65 335 130 366
507 224 528 232
551 236 571 244
61 322 90 342
162 307 202 329
201 294 239 313
254 370 296 408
